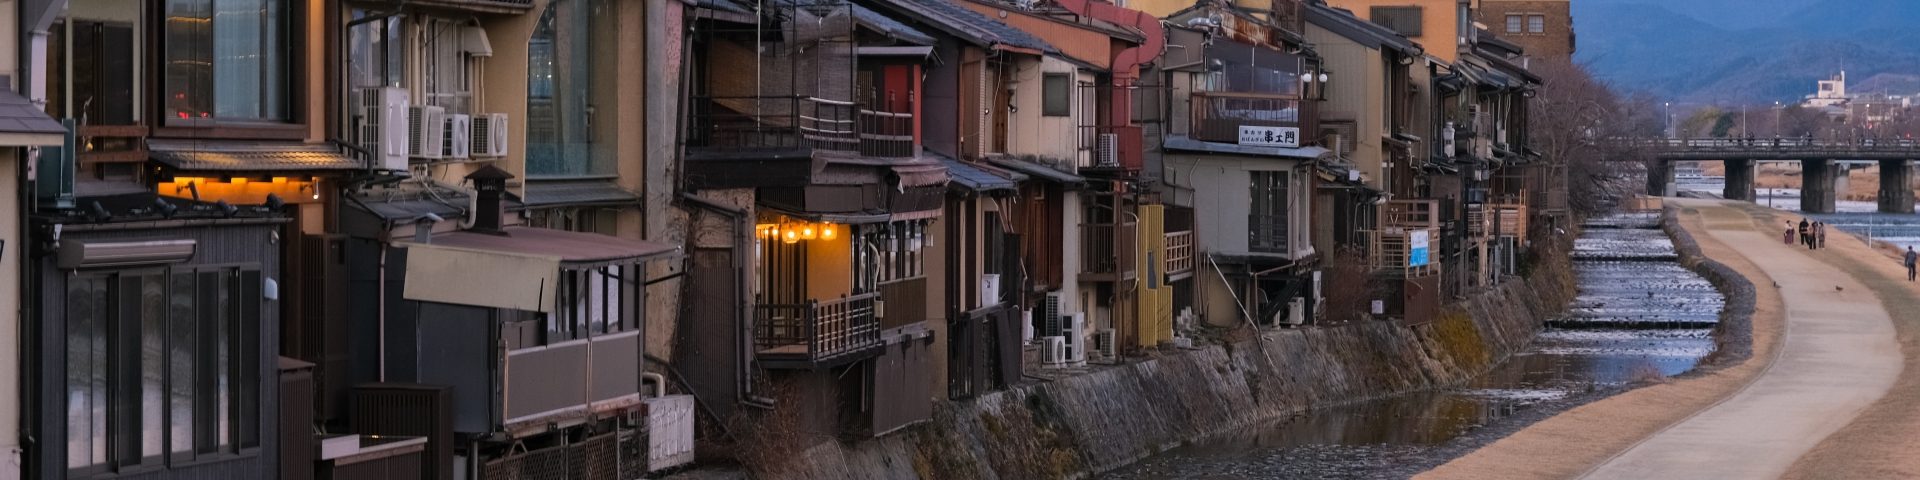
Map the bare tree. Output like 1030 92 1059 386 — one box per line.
1528 61 1649 215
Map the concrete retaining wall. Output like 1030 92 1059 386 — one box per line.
748 268 1573 480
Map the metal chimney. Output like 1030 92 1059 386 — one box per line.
464 165 513 236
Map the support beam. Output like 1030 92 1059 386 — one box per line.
1882 159 1915 214
1724 159 1755 202
1647 160 1674 197
1801 159 1838 214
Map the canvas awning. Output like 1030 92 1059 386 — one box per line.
402 227 679 313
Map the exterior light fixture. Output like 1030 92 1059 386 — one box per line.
799 223 818 240
820 223 838 241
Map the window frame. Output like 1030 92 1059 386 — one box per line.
1527 14 1546 34
1041 73 1072 117
1248 170 1292 253
149 0 307 140
1505 14 1523 33
1368 6 1424 37
64 264 266 475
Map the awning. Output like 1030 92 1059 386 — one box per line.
0 88 65 146
986 155 1086 186
403 227 680 313
891 163 950 188
941 157 1021 193
521 179 640 208
1163 135 1330 160
149 139 363 173
857 46 936 58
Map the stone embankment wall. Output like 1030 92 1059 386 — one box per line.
751 267 1576 480
1662 206 1759 366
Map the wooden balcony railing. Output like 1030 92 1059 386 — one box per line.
1080 222 1137 281
690 96 916 158
1164 230 1194 276
754 292 883 368
1381 199 1441 229
1190 91 1301 145
1367 226 1441 276
1494 204 1528 239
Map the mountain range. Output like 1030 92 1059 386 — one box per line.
1574 0 1920 103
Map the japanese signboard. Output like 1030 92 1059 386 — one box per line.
1238 125 1301 148
1408 230 1430 267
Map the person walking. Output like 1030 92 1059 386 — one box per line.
1799 219 1811 248
1785 222 1795 245
1906 246 1918 282
1817 222 1828 249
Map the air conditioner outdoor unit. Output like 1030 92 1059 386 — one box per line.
408 105 447 160
1285 297 1306 326
358 87 410 171
1092 328 1117 362
444 113 472 160
980 273 1001 307
1095 133 1119 167
1040 292 1065 337
1041 336 1068 367
1311 270 1325 316
1065 312 1088 366
471 113 510 158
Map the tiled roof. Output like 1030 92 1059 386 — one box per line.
1306 4 1421 56
0 88 64 136
851 3 938 45
148 139 364 172
985 155 1086 186
521 179 641 208
869 0 1056 53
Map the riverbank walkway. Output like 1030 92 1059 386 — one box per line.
1579 198 1903 478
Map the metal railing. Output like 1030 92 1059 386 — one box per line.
1081 222 1137 279
754 292 882 366
690 95 915 158
1381 199 1441 229
1164 230 1194 275
1248 214 1290 253
1190 91 1301 145
1366 226 1440 275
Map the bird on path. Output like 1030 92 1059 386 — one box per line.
1836 285 1845 293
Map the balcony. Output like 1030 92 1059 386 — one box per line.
404 0 532 14
755 293 883 369
689 96 914 157
1165 230 1195 279
1190 91 1302 145
1080 221 1137 282
500 331 642 431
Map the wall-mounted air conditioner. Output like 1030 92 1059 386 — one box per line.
409 105 447 160
444 113 472 160
1041 336 1067 367
1092 328 1117 362
1064 312 1088 366
1095 133 1119 167
1311 270 1324 316
359 87 410 170
1285 297 1306 326
1040 292 1065 337
471 113 509 158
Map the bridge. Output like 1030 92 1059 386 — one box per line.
1616 138 1920 214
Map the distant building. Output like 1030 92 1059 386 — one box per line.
1475 0 1575 63
1805 71 1850 108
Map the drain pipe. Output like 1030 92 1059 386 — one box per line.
680 193 775 409
640 372 666 399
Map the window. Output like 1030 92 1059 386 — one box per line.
1369 6 1423 37
422 18 474 114
163 0 292 123
855 221 929 292
526 0 618 178
1505 14 1523 33
1249 171 1291 253
50 8 138 125
543 264 643 345
66 267 262 473
1042 74 1071 117
1528 14 1546 34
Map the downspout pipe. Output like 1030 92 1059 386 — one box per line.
1056 0 1166 133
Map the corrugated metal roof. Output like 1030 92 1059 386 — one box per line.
347 182 478 222
1305 4 1422 56
521 179 640 208
1163 135 1330 160
985 156 1085 186
148 139 364 172
872 0 1055 54
941 157 1018 192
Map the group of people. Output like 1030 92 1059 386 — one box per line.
1786 219 1828 250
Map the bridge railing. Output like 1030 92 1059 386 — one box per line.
1605 137 1920 152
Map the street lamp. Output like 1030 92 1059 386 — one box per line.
1665 102 1673 138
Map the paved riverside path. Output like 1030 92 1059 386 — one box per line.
1582 200 1903 479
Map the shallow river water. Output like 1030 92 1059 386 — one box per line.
1103 213 1723 479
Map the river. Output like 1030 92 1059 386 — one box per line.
1102 213 1724 479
